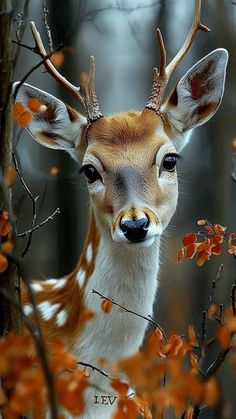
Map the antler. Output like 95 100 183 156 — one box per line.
30 21 103 123
145 0 210 114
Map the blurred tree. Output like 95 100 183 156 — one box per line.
0 0 20 335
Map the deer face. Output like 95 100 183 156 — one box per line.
81 110 178 246
14 46 228 248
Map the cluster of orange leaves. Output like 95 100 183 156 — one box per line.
112 327 216 419
13 98 47 128
0 302 236 418
0 210 14 273
178 220 236 266
0 331 88 418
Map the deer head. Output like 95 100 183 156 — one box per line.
14 0 228 248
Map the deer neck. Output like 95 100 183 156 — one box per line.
76 207 161 361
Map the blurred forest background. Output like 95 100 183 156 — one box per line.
12 0 236 417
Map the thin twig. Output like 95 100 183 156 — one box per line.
200 264 223 359
13 43 63 101
17 208 60 237
12 39 38 53
202 347 231 380
92 289 168 343
12 152 38 257
232 148 236 183
78 361 111 380
42 0 53 52
13 0 30 67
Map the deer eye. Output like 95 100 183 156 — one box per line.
79 164 102 184
162 153 179 172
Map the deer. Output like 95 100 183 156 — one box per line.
13 0 228 418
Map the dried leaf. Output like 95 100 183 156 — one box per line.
207 304 218 320
50 51 64 68
101 299 113 314
111 380 129 396
5 166 16 186
0 252 8 272
50 166 60 176
182 233 197 247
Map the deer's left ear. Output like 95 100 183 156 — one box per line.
161 48 228 151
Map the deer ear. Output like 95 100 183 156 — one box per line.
162 48 228 151
13 82 87 156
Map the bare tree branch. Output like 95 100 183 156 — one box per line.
92 289 168 342
13 0 30 67
78 361 111 380
12 152 38 257
17 207 60 237
42 0 53 52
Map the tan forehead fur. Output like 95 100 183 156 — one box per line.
84 109 172 166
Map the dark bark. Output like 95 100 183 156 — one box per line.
0 0 21 335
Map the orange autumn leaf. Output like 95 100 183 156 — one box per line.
0 213 11 237
231 138 236 151
178 248 184 263
132 395 152 419
0 252 8 272
101 299 113 314
113 399 137 419
27 98 42 113
228 232 236 255
203 377 219 406
2 239 14 254
79 309 95 323
182 233 197 247
197 219 206 226
50 166 60 176
189 352 199 372
207 304 218 320
98 357 108 367
50 51 64 68
188 325 198 348
5 166 16 187
111 380 129 396
144 328 164 357
216 326 231 350
56 372 87 414
186 406 194 419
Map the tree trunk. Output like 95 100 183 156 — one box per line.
0 0 21 335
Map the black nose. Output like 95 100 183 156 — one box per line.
120 217 149 242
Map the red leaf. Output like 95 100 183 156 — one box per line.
182 233 197 247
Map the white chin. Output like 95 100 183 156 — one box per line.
124 236 155 249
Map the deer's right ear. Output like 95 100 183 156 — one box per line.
13 83 87 155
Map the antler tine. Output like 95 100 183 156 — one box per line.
165 0 210 79
80 55 103 122
30 22 85 107
30 22 103 122
145 0 210 114
156 29 166 79
145 28 168 113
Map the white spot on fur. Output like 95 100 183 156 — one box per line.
53 278 67 289
86 243 93 264
56 309 68 327
44 279 57 286
31 283 43 292
23 304 33 315
38 301 60 321
76 268 86 286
